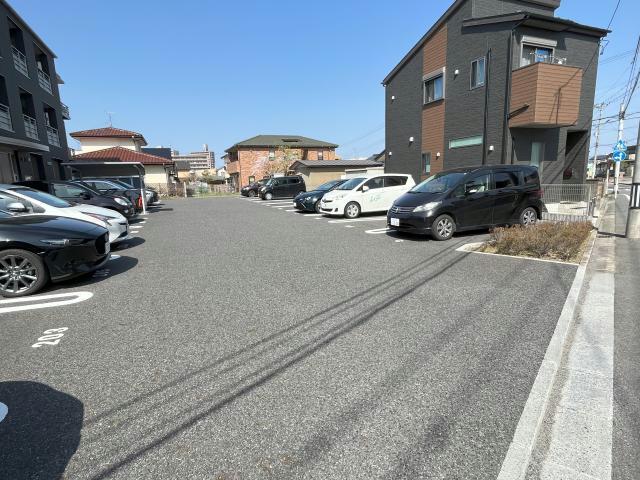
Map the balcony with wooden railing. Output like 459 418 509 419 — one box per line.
509 62 583 128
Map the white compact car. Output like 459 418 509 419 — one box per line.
0 185 129 244
319 174 416 218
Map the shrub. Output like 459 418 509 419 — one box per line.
482 222 592 262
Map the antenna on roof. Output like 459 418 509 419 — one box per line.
106 111 115 127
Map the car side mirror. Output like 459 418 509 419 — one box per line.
7 202 28 213
362 185 370 192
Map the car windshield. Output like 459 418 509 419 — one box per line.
265 179 274 186
410 172 468 194
10 188 72 208
74 182 102 195
337 177 366 190
316 180 341 191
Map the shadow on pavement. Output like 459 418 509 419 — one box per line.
114 237 146 250
0 381 83 480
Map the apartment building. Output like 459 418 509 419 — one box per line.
0 0 70 183
384 0 608 184
171 145 216 172
224 135 338 189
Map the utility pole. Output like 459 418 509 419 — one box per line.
625 121 640 237
614 103 624 197
592 103 606 180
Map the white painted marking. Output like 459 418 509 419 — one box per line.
315 217 323 220
345 225 354 228
0 292 93 314
328 216 387 224
0 402 7 423
395 239 404 243
285 209 298 212
130 230 140 234
365 227 392 234
32 327 68 348
134 224 143 228
108 254 121 260
306 214 324 217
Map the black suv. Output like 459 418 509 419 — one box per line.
259 176 306 200
14 180 136 219
387 165 544 240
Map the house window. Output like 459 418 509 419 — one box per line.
521 44 553 67
531 141 545 173
268 148 275 160
470 57 485 89
422 152 431 174
449 135 483 149
423 70 444 104
317 150 324 160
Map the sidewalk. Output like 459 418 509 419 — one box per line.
524 198 616 479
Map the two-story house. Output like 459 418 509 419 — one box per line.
69 127 174 187
224 135 338 189
383 0 608 184
0 0 70 183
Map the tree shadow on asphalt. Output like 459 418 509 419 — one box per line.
80 241 573 479
0 381 83 480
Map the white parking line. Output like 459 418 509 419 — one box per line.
328 216 388 224
108 255 121 260
305 214 324 217
0 291 93 314
345 225 354 228
395 239 404 243
365 227 392 234
285 209 298 212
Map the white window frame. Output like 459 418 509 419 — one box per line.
470 57 486 89
520 41 556 68
423 67 446 104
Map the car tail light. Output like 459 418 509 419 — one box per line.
137 197 142 208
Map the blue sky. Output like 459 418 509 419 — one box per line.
11 0 640 167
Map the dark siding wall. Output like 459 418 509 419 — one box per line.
385 50 423 183
444 1 514 170
0 3 69 181
472 0 557 17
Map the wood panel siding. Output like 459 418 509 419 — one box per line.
421 25 447 178
510 63 583 128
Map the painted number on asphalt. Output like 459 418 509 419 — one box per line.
31 327 68 348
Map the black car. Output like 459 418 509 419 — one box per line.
240 179 268 197
15 180 136 219
0 210 110 297
387 165 544 241
73 179 144 212
259 176 306 200
293 179 347 212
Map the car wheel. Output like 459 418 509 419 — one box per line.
431 214 455 241
344 202 360 219
248 190 256 198
264 192 273 201
520 207 538 226
314 201 322 213
0 249 48 297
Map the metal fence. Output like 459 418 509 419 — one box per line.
540 183 597 222
145 182 234 198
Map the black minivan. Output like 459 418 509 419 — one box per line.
259 176 306 200
387 165 544 240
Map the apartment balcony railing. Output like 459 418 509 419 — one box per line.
23 114 38 140
37 68 53 94
510 62 583 128
11 46 29 77
46 125 60 147
61 102 70 120
0 103 13 131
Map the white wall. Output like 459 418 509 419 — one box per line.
144 165 169 186
76 137 144 153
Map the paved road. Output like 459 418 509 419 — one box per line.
0 197 576 479
613 193 640 480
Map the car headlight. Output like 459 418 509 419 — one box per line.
40 238 85 246
306 196 318 203
114 197 129 206
413 201 441 213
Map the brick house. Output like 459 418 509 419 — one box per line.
224 135 338 189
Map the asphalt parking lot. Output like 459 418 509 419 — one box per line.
0 196 578 479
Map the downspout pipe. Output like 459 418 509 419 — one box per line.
482 48 492 165
502 19 527 164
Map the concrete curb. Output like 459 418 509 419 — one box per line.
496 199 607 480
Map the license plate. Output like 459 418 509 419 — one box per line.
390 217 400 227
